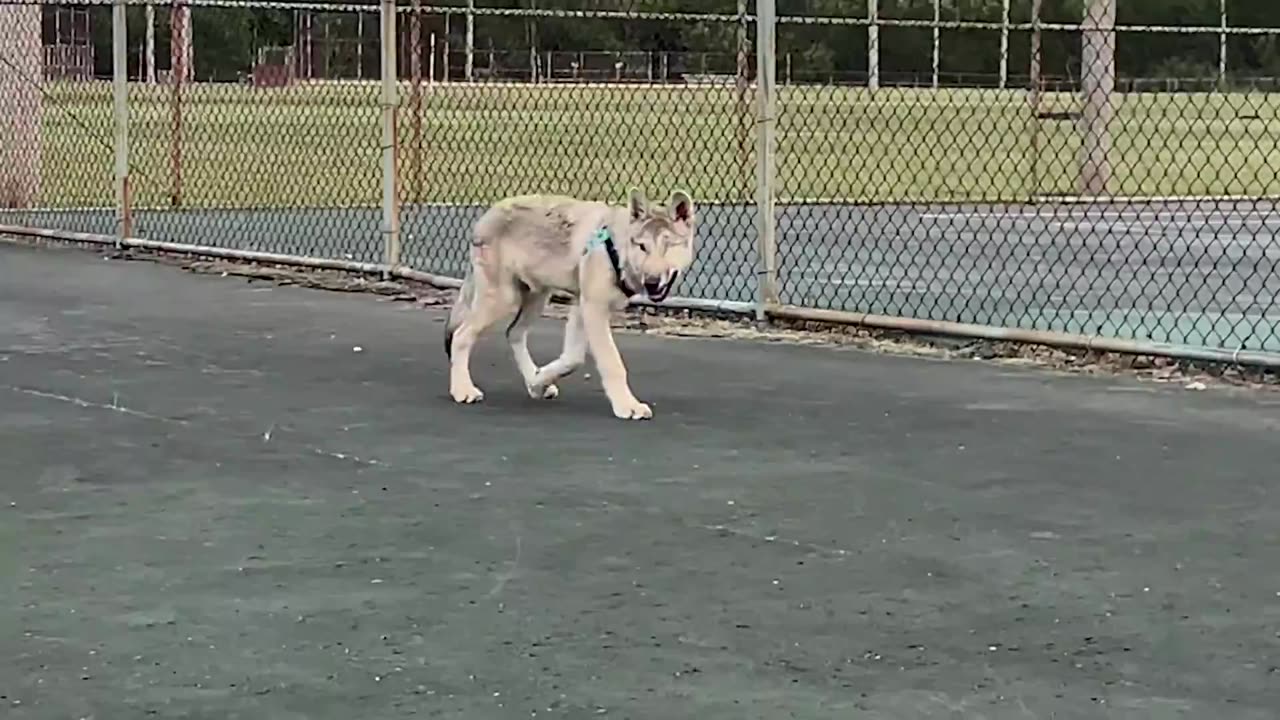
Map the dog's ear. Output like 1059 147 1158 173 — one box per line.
667 189 695 229
628 187 649 221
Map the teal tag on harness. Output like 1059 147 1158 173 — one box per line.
584 226 611 256
581 224 633 296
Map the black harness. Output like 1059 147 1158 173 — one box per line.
590 227 637 298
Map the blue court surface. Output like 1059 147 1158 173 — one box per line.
8 197 1278 353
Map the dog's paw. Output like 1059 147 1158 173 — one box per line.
611 400 653 421
526 382 559 400
451 384 485 404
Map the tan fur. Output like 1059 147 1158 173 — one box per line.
444 188 698 420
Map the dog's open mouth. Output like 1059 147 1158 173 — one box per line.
644 271 677 303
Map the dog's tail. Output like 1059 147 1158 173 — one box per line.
444 267 475 359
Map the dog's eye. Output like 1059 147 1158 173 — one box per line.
636 242 648 253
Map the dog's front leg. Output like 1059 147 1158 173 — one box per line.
529 302 586 398
580 301 652 420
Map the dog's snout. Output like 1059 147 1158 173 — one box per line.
642 269 677 302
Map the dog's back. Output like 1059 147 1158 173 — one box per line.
474 195 617 285
447 195 610 353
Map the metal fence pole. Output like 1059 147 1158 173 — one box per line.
1027 0 1043 198
866 0 879 91
1079 0 1115 196
931 0 940 89
429 32 437 84
410 0 423 203
1029 0 1042 104
754 0 778 318
380 0 401 271
0 2 42 209
465 0 475 82
735 0 751 202
112 0 131 244
1219 0 1228 89
145 2 156 84
170 0 186 207
999 0 1010 90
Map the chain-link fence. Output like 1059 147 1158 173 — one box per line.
2 0 1278 363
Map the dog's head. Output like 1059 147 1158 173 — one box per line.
620 187 697 303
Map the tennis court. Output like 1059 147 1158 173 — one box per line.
4 241 1278 718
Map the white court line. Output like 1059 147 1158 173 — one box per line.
920 209 1280 221
1052 222 1280 239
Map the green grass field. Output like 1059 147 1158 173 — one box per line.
32 80 1280 209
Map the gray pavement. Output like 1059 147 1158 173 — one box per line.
3 242 1280 719
6 197 1279 352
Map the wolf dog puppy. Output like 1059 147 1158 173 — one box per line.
444 188 697 420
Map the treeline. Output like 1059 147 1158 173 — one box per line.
56 0 1280 83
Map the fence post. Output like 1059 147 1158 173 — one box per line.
754 0 778 318
0 2 42 209
112 0 131 244
999 0 1010 90
1027 0 1043 199
931 0 940 89
735 0 751 202
1028 0 1042 106
866 0 879 91
145 3 156 84
1219 0 1228 89
465 0 475 82
380 0 401 272
410 0 423 203
1079 0 1115 196
170 0 187 207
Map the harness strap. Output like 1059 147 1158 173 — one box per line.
584 226 636 297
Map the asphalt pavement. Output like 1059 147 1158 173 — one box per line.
3 242 1279 719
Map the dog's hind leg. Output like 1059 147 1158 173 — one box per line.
444 271 476 360
448 271 518 405
505 287 557 399
529 301 587 397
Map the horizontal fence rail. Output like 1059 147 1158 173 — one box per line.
2 0 1279 367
